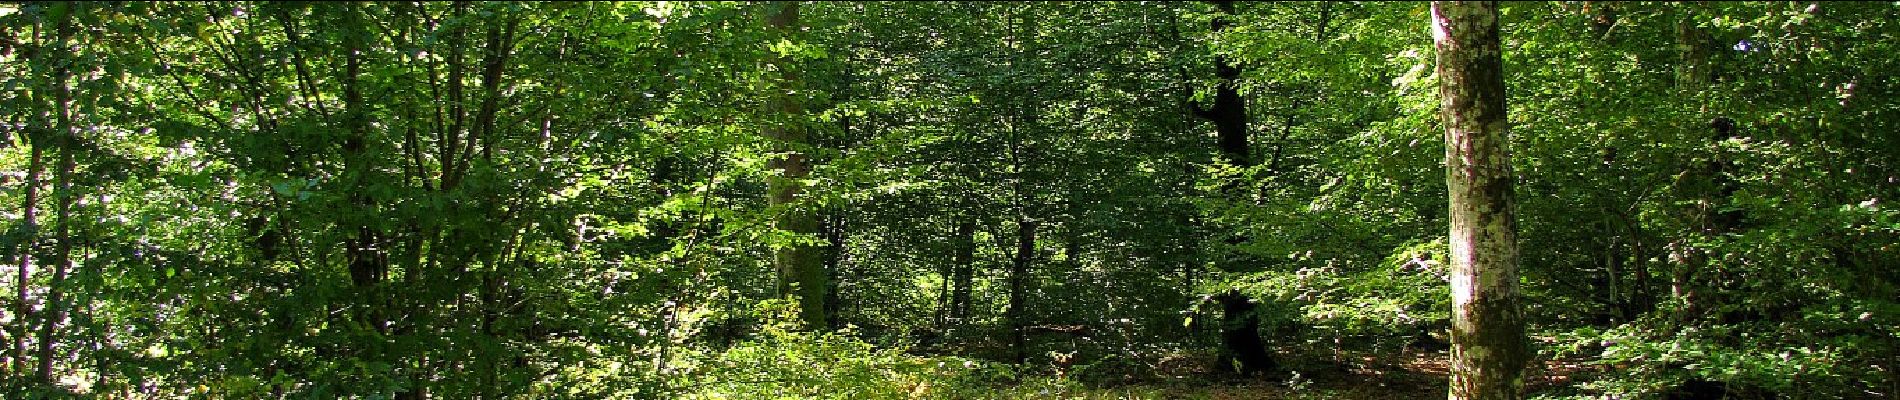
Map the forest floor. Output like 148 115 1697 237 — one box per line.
985 349 1597 399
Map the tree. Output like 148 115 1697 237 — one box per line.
1192 0 1250 166
5 1 55 375
1 2 1896 397
1432 2 1530 399
763 1 827 331
34 1 79 381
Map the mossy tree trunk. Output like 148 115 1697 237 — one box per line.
1432 2 1531 399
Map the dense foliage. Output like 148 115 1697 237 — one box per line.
1 1 1894 399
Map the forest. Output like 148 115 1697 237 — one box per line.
1 1 1896 399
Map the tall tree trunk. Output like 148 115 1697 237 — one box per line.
948 218 977 325
1604 227 1624 324
1596 150 1626 324
1675 4 1712 92
36 4 78 380
1433 2 1530 399
932 218 953 330
934 257 951 329
10 132 41 374
822 209 847 331
440 2 470 190
1628 230 1652 318
1007 217 1038 365
1668 3 1733 321
1668 5 1706 311
1185 1 1272 361
1003 6 1039 364
334 2 388 337
763 2 826 331
1192 0 1250 166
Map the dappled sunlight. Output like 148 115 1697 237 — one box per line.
0 1 1893 398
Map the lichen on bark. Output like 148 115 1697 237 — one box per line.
1434 2 1531 400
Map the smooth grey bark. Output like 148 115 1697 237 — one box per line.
1432 2 1530 399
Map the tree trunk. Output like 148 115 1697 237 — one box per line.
934 254 951 329
1628 232 1652 318
938 217 980 329
1216 290 1276 377
1186 0 1263 355
36 4 78 380
1007 217 1038 365
943 218 977 328
1604 229 1624 324
763 2 826 331
1668 4 1706 312
1669 3 1736 321
1004 6 1039 364
1432 2 1530 400
333 2 388 335
822 209 847 331
1192 0 1250 166
11 134 41 375
1675 4 1712 91
1596 158 1626 324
